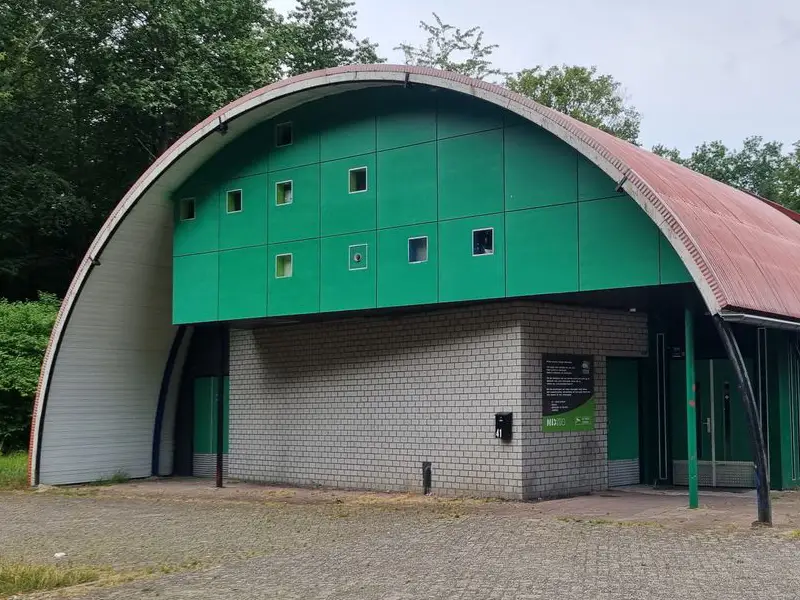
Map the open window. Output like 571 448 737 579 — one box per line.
275 253 293 278
276 180 293 206
179 198 196 221
472 228 494 256
348 167 368 193
226 190 242 213
275 122 293 147
408 237 428 264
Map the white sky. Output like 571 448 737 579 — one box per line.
272 0 800 153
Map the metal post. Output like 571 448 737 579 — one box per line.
685 308 699 508
215 324 226 489
713 316 772 525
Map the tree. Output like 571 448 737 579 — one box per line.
0 293 59 452
506 66 641 144
653 137 800 210
395 13 505 80
283 0 383 76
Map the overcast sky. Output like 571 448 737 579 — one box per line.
273 0 800 153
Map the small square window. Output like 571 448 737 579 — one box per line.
179 198 196 221
226 190 242 213
349 167 368 194
349 244 368 271
472 228 494 256
275 122 293 147
276 180 293 206
408 237 428 263
275 253 293 278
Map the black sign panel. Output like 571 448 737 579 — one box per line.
542 354 594 431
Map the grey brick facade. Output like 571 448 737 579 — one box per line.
228 302 648 499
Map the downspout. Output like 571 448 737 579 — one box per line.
713 315 772 525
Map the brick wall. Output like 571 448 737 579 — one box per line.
228 302 648 499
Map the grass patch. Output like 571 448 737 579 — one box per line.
0 452 27 490
0 562 103 597
556 516 664 528
87 470 130 486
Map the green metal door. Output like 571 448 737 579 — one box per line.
192 376 229 477
607 358 640 486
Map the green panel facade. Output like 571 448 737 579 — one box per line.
439 214 505 303
607 358 640 461
268 164 320 243
173 186 219 257
376 88 437 150
173 252 218 324
377 223 438 308
659 234 694 284
377 142 437 229
320 153 377 236
218 173 267 251
505 124 578 210
268 239 320 316
578 155 626 202
506 204 579 297
438 129 504 220
172 87 699 325
579 197 660 291
218 246 268 321
320 232 377 312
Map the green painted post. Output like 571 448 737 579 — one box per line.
685 308 699 508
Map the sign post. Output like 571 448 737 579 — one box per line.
542 354 595 432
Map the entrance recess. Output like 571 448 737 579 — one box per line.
607 358 640 486
671 359 756 487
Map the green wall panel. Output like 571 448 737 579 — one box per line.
377 224 438 308
193 377 229 455
218 245 268 321
209 123 269 181
320 232 376 312
377 142 437 229
268 107 320 171
505 124 578 210
268 164 320 243
579 197 660 291
659 233 693 284
506 204 578 297
607 358 640 461
319 92 376 161
578 155 625 201
376 88 437 150
218 174 267 251
439 214 505 303
173 187 219 256
173 252 218 324
437 91 504 139
438 129 504 220
268 239 320 316
320 153 376 236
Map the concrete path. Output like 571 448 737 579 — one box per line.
4 481 800 599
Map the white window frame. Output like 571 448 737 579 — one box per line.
275 121 293 148
348 243 369 271
275 253 293 279
179 197 196 221
225 189 243 214
348 166 368 194
408 236 429 264
472 227 495 256
275 180 294 206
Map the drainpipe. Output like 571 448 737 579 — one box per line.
713 315 772 525
216 323 227 489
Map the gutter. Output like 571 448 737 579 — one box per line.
720 311 800 332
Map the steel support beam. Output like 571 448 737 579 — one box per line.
713 315 772 525
685 309 699 508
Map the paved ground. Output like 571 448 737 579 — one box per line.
4 480 800 599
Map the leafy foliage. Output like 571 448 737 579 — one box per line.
0 293 59 451
506 66 641 144
283 0 383 76
653 137 800 210
395 13 505 80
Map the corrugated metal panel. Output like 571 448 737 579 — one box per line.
31 64 800 485
158 327 193 476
